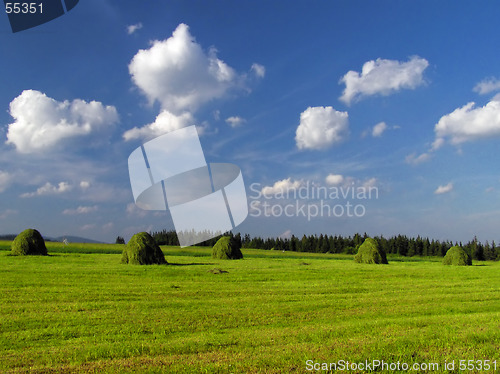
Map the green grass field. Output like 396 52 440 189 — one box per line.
0 241 499 373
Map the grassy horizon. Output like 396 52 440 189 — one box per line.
0 242 499 373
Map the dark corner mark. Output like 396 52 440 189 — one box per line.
4 0 79 33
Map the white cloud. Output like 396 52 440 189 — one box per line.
123 110 196 141
6 90 118 154
279 229 292 239
473 77 500 95
261 178 303 196
62 205 98 215
433 96 500 148
213 110 220 121
372 122 388 137
127 22 143 35
225 116 246 128
295 106 349 150
126 202 148 218
339 56 429 105
326 174 378 190
80 181 91 190
251 63 266 78
434 182 453 195
0 209 17 219
20 181 72 198
0 171 11 193
405 152 432 165
431 137 445 151
129 23 253 113
103 222 114 231
325 174 344 185
81 224 96 231
361 177 378 189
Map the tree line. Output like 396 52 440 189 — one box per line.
148 230 499 261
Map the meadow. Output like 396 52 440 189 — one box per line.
0 240 499 373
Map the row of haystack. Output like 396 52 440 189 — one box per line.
9 229 472 266
120 233 243 264
353 237 472 266
9 229 243 265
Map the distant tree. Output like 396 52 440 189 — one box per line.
407 239 416 257
353 233 363 247
242 233 251 247
300 235 308 252
474 242 485 261
488 240 499 261
115 236 125 244
320 235 330 253
423 238 431 256
233 233 242 250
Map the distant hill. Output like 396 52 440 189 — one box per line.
53 236 106 244
1 234 106 244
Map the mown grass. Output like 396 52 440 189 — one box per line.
0 241 499 373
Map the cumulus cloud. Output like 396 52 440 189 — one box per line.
225 116 246 128
325 174 344 185
372 122 388 137
0 171 11 193
295 106 349 150
435 182 453 195
326 174 379 190
251 63 266 78
123 110 196 141
20 181 72 198
261 178 303 196
6 90 118 154
262 176 378 197
339 56 429 105
473 77 500 95
129 23 256 113
405 152 432 165
433 96 500 148
62 205 98 215
127 22 143 35
80 181 91 190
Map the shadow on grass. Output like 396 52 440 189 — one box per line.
168 262 216 266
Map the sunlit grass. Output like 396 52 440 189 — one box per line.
0 242 498 373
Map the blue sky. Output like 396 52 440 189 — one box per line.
2 0 500 243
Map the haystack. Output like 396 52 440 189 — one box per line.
354 238 388 264
11 229 47 256
121 232 167 265
443 246 472 266
212 236 243 260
